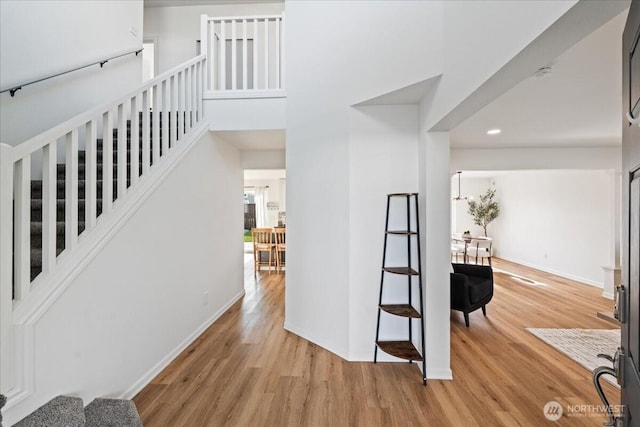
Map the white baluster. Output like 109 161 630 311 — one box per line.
41 141 57 273
178 73 185 141
191 64 197 125
253 19 258 90
141 90 151 175
14 155 30 300
65 129 78 251
129 96 140 187
264 18 269 89
185 67 192 131
171 75 178 147
281 12 285 90
85 120 98 228
102 110 114 214
152 84 160 163
117 103 127 200
162 79 170 156
275 17 281 90
231 19 237 90
220 20 226 90
242 19 247 90
198 59 204 119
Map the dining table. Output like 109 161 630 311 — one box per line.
451 234 490 264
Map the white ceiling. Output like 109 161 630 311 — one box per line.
144 0 281 8
214 130 285 151
450 9 628 149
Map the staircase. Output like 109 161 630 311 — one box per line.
0 55 206 422
27 115 167 282
13 395 142 427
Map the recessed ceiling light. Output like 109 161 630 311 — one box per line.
487 129 501 135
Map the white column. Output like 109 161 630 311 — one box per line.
602 170 622 299
419 131 452 380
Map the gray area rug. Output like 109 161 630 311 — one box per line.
526 328 620 386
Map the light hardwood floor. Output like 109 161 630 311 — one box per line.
133 257 620 426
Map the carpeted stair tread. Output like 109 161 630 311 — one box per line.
30 221 86 248
78 149 149 163
57 163 139 180
14 395 85 427
31 199 104 222
31 179 128 199
31 247 66 280
1 393 6 426
84 398 142 427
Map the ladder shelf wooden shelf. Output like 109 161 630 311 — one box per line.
374 193 426 385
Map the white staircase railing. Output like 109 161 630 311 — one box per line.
0 54 206 394
200 13 285 93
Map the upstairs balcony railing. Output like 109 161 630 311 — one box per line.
200 13 285 94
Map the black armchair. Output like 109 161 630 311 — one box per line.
450 263 494 327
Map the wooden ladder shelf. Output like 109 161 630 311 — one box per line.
374 193 426 385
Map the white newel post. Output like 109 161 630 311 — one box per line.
200 15 208 91
0 143 14 394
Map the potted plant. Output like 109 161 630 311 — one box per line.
467 188 500 237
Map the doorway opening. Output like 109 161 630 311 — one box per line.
243 169 286 273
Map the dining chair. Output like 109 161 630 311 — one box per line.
273 227 286 273
466 238 493 266
252 228 275 276
451 238 466 263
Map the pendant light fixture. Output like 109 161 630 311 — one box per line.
453 171 469 201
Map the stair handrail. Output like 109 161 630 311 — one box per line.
13 54 206 160
0 48 143 98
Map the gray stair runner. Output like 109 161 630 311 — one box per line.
13 396 85 427
85 398 143 427
12 395 143 427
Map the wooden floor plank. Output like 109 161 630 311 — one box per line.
134 257 620 426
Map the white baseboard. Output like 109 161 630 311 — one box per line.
122 289 245 400
428 369 453 380
496 256 603 289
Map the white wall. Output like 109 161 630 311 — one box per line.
0 0 143 145
242 149 285 169
491 170 612 287
5 132 243 425
348 105 420 361
286 0 443 360
143 2 284 74
451 176 493 236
